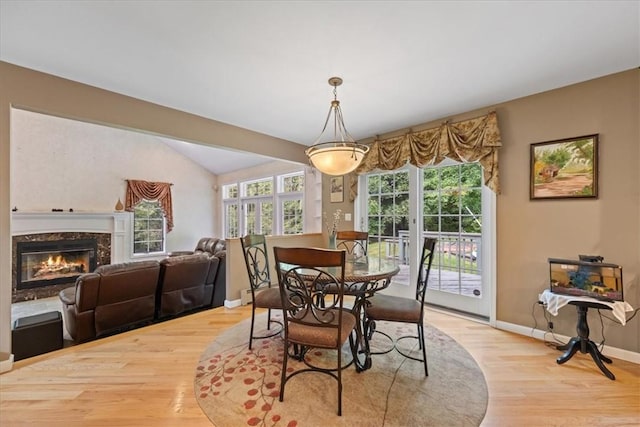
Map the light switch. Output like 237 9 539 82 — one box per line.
344 213 352 221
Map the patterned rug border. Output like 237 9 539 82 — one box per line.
194 314 488 427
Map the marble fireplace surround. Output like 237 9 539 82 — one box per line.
11 212 131 302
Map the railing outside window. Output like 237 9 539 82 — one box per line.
386 230 481 276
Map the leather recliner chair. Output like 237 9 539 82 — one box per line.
156 254 215 319
59 260 161 342
169 237 227 307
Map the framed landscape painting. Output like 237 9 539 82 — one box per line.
330 176 344 203
530 134 598 200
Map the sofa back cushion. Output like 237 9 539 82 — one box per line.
157 254 211 316
93 260 160 336
194 237 212 253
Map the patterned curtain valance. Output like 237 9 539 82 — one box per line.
125 179 174 232
349 111 501 201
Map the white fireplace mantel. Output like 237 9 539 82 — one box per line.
11 212 131 263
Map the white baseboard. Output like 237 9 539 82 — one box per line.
224 299 242 309
495 320 640 364
0 352 14 373
218 302 640 364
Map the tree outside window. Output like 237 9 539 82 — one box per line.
223 171 305 238
133 199 165 254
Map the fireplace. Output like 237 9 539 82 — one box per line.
16 239 98 290
12 231 112 302
12 212 130 302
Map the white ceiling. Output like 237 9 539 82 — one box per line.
1 1 638 174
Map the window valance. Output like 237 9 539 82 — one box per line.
125 179 174 232
350 111 501 200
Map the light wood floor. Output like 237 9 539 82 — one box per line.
1 305 638 426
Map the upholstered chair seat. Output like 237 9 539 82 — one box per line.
253 287 282 307
364 237 437 377
365 294 422 323
287 310 356 348
274 246 357 416
241 234 284 349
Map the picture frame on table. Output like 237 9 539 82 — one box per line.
530 134 599 200
330 176 344 203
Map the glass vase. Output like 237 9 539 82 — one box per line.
328 233 337 249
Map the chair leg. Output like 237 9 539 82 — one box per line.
418 323 428 376
266 308 272 330
249 305 257 350
279 343 289 403
337 345 342 416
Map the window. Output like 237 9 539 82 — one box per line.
222 171 305 238
223 184 239 238
281 199 303 234
279 173 304 235
366 170 410 259
242 177 273 235
423 163 483 294
133 199 165 254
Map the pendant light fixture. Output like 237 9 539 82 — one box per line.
305 77 369 176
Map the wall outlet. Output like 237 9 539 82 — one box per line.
344 213 352 221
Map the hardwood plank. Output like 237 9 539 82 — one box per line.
1 305 638 426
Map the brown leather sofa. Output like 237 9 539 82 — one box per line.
169 237 223 257
59 243 227 342
169 237 226 308
59 260 161 343
156 254 215 319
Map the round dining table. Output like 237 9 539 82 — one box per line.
280 255 400 371
342 256 400 371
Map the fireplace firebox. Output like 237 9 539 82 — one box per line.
16 239 98 290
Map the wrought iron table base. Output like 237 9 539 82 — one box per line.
556 301 615 380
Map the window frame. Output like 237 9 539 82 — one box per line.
131 198 166 256
222 170 305 238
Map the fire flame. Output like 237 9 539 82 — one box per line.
31 253 86 280
45 255 69 268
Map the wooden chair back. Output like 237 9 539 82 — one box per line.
336 230 368 256
273 247 346 330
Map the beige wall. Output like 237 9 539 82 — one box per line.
11 109 218 253
0 61 309 354
327 69 639 353
1 61 638 356
494 69 639 353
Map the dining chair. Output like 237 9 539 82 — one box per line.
273 246 357 416
240 234 283 350
363 237 437 376
336 230 368 257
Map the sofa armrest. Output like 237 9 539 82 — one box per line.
59 286 76 306
74 273 101 312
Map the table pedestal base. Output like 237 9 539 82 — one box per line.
556 302 615 380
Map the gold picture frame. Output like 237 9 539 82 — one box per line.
530 134 599 200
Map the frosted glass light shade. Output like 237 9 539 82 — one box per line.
305 142 369 176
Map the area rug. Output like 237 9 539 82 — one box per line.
195 314 487 427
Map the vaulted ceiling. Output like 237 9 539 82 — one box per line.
1 1 638 174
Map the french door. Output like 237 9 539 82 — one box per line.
358 162 494 318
